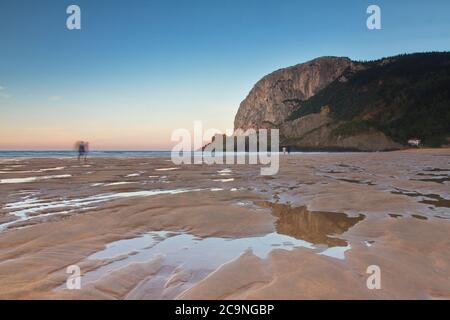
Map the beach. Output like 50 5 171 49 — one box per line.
0 149 449 299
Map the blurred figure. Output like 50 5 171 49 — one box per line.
75 141 89 162
84 142 89 162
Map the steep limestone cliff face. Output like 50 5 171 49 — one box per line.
234 57 356 131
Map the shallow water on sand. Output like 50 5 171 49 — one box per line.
0 188 204 231
65 204 362 299
0 174 71 184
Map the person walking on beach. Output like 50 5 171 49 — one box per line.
83 141 89 162
76 141 89 162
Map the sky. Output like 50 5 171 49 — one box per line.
0 0 449 150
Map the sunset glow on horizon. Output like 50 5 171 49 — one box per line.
1 0 449 150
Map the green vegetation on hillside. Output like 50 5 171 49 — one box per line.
331 120 378 138
289 52 450 146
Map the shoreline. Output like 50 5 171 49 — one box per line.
1 147 449 157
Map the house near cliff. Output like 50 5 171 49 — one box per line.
408 138 421 147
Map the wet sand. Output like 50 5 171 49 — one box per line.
0 149 449 299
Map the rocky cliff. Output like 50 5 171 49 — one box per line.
234 57 357 130
234 52 450 151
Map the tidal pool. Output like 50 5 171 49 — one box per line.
70 203 364 298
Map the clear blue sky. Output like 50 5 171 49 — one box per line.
0 0 449 149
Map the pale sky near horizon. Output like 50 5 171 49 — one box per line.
0 0 449 150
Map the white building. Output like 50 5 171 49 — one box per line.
408 138 421 147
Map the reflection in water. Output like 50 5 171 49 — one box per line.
57 201 365 299
260 202 365 247
71 230 352 298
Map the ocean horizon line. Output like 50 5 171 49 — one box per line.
0 150 173 158
0 150 339 158
0 149 173 152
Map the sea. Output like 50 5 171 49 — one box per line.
0 150 333 158
0 151 173 158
